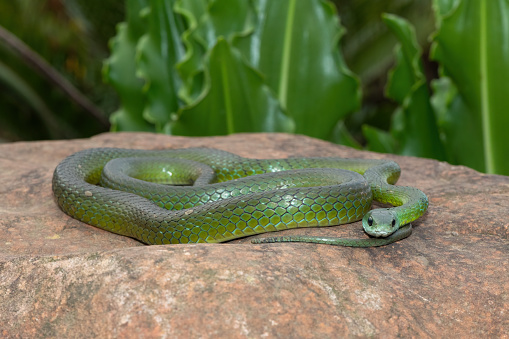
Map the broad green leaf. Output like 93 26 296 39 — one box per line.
384 17 420 104
194 0 254 49
174 0 253 104
168 38 294 135
330 121 362 149
234 0 361 140
173 0 208 103
362 125 396 154
125 0 150 36
103 0 153 132
338 1 435 85
136 0 186 130
431 0 509 174
431 77 484 170
396 83 446 159
379 13 446 160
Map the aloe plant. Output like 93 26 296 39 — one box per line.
363 0 509 175
363 14 446 161
430 0 509 174
104 0 509 175
104 0 360 140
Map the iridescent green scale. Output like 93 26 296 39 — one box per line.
52 147 428 247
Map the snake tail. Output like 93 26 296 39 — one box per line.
251 224 412 247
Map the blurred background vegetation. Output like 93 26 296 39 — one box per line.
0 0 121 140
1 0 508 176
0 0 433 141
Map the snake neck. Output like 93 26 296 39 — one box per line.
364 162 428 225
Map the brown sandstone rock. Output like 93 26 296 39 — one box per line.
0 132 507 338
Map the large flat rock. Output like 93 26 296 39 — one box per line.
0 132 507 338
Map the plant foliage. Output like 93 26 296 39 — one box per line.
2 0 507 176
363 14 446 161
430 0 509 174
0 0 118 141
363 0 509 175
104 0 361 140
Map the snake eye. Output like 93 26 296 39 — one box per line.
391 219 396 227
367 216 373 226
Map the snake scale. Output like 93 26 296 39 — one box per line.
52 147 428 247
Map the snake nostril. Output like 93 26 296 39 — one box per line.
392 219 396 227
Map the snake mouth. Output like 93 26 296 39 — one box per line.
367 229 393 238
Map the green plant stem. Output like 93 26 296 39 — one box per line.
479 0 493 173
278 0 296 109
0 24 109 127
0 60 74 139
220 45 234 134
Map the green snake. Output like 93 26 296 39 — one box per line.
52 147 428 247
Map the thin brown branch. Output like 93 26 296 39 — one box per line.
0 24 110 127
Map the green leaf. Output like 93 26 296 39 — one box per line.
195 0 254 48
431 0 509 174
376 13 446 160
168 38 294 135
174 0 253 104
103 0 153 132
173 0 208 103
362 125 396 154
136 0 186 130
430 77 485 169
330 121 362 149
234 0 361 140
105 0 361 141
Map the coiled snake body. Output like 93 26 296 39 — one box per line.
52 148 428 247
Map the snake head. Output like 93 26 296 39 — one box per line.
362 209 399 238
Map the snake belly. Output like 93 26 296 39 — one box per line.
52 147 428 246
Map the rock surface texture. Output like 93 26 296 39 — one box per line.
0 133 507 338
